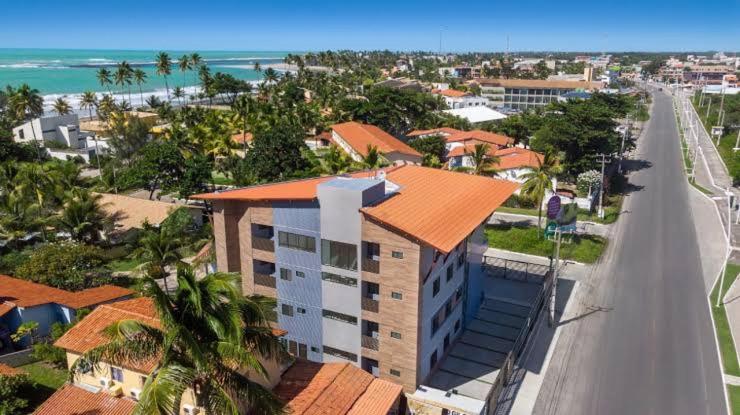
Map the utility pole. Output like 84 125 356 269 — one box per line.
618 116 629 174
549 227 562 327
706 97 712 119
598 153 606 219
716 189 734 307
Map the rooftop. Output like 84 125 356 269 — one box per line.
331 121 421 158
432 89 470 98
406 127 463 137
444 107 507 124
0 274 132 311
34 384 137 415
474 78 603 90
97 193 181 232
446 130 514 147
195 165 519 253
273 360 402 415
231 131 254 144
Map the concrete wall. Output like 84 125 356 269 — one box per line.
13 114 80 147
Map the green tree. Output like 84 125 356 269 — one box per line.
409 135 446 161
72 267 286 415
131 224 184 292
173 86 185 106
96 68 113 93
15 242 112 290
178 54 192 88
470 143 499 176
520 150 562 230
52 97 72 116
133 69 148 108
178 154 214 199
80 91 98 120
359 145 385 169
156 51 173 101
245 122 311 182
0 371 31 414
9 84 44 159
124 140 185 199
320 144 353 174
55 189 110 243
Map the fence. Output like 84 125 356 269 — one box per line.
0 348 35 367
482 256 551 283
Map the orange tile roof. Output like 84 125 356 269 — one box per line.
446 130 514 147
494 147 544 171
0 363 22 376
432 89 470 98
406 127 463 137
0 274 132 310
34 384 136 415
331 122 421 158
446 143 498 159
231 131 254 144
55 297 161 372
362 166 519 253
274 360 402 415
0 303 15 318
473 78 604 90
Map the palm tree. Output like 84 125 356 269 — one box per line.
190 53 202 88
17 162 55 241
0 190 40 249
360 145 385 169
97 94 116 122
263 68 279 84
155 52 173 102
521 150 562 230
52 97 72 115
231 95 254 154
114 61 132 99
253 61 262 72
131 224 184 292
322 144 353 174
470 143 499 176
55 189 109 243
71 267 286 415
173 86 185 106
96 68 113 93
9 83 44 160
133 69 148 108
178 55 191 89
79 91 98 120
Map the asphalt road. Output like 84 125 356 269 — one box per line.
533 89 727 414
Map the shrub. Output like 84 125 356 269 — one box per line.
0 372 31 415
15 242 111 291
576 170 601 197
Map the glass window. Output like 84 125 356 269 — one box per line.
280 268 292 281
296 271 305 278
321 239 358 270
454 319 461 332
321 272 357 287
323 345 358 362
311 346 320 353
446 266 453 282
390 331 402 339
390 369 401 377
278 231 316 252
297 307 306 314
432 277 440 297
365 242 380 258
322 309 358 325
392 251 404 259
281 304 293 317
444 333 450 351
430 350 438 370
391 292 403 300
111 367 124 382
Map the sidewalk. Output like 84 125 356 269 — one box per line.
489 212 611 238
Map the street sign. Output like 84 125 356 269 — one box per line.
546 196 561 220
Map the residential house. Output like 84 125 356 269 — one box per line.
374 78 424 92
194 165 519 393
12 114 102 162
473 78 603 111
331 122 422 165
445 130 514 153
0 275 132 350
432 89 490 109
447 146 544 182
406 128 463 140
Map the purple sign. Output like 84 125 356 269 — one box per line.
547 196 561 220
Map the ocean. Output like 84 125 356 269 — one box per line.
0 49 289 112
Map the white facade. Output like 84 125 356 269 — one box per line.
443 95 490 110
13 114 83 148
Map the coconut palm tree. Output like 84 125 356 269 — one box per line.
9 83 44 159
131 224 184 293
97 94 116 122
0 190 40 250
173 86 185 106
55 189 109 243
322 144 353 174
190 53 202 87
71 267 286 415
253 61 262 72
359 145 385 169
155 52 173 102
79 91 98 120
96 68 113 93
470 143 500 176
521 150 562 230
178 54 191 89
263 68 279 84
52 97 72 116
16 162 55 241
114 61 132 98
133 69 148 108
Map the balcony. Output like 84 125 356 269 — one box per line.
254 273 276 288
361 296 379 313
361 335 379 351
252 236 275 252
361 257 380 273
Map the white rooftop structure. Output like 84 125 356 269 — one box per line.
444 107 507 124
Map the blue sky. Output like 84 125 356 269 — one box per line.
2 0 738 51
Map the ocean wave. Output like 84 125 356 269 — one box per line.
0 63 69 69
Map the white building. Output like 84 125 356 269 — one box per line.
444 106 507 124
433 89 490 109
12 114 102 162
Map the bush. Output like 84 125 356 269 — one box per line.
0 250 30 274
576 170 601 197
0 373 31 415
31 321 75 368
15 242 111 291
503 194 537 209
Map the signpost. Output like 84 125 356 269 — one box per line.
547 198 578 327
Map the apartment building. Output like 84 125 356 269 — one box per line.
196 165 519 392
473 78 603 111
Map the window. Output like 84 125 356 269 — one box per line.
390 369 401 377
280 268 292 281
446 266 453 282
311 346 320 353
281 304 294 317
321 272 357 287
430 351 438 370
139 375 147 387
111 367 124 382
454 319 461 333
322 309 357 325
278 231 316 252
18 130 24 139
321 239 357 270
390 331 402 339
432 278 440 297
365 242 380 259
444 334 450 351
391 251 404 259
391 292 403 300
297 307 306 314
323 345 357 362
296 271 306 278
299 343 308 359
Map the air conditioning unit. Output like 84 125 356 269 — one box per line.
99 377 113 388
183 405 200 415
371 293 380 301
130 388 141 400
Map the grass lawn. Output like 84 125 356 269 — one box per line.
212 171 235 186
711 262 740 377
109 256 143 272
729 384 740 415
497 202 620 225
484 224 607 264
18 361 68 410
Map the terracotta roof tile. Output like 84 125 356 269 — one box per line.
493 147 544 170
406 127 463 137
274 360 402 415
0 363 22 376
432 89 470 98
0 275 132 310
332 122 421 158
34 384 136 415
446 130 514 147
362 166 519 253
231 132 254 144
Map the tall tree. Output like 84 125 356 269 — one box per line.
190 53 202 89
178 55 191 89
133 69 148 108
79 91 98 120
9 83 44 159
96 68 113 93
52 97 71 116
55 189 109 243
470 143 499 176
155 52 173 102
131 223 184 292
520 150 562 230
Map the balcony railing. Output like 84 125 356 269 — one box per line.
254 273 276 288
361 297 379 313
252 236 275 252
362 257 380 273
361 335 379 351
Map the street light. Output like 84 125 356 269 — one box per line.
715 190 736 307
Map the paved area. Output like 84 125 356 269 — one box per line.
489 212 611 238
687 185 730 293
533 88 726 415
